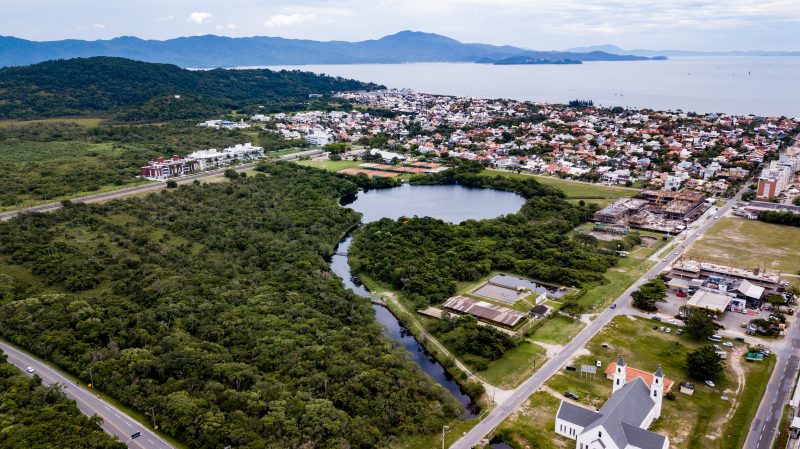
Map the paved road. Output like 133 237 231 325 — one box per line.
745 327 800 449
0 341 175 449
0 163 259 222
450 189 745 448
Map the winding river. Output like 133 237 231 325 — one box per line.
329 184 526 416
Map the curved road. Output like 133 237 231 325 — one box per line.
450 188 746 448
0 341 175 449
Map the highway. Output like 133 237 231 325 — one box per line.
0 162 259 222
450 188 746 448
0 341 175 449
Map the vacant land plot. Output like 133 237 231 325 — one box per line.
496 391 571 449
528 314 585 345
572 233 667 310
501 316 775 449
295 159 361 171
482 170 638 200
685 217 800 274
478 341 547 389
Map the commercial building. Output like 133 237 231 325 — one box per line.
670 259 782 295
140 156 196 180
685 289 732 315
197 119 251 130
442 296 526 328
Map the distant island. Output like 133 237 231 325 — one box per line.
565 43 800 57
0 31 666 68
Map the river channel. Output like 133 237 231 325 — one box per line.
328 184 526 416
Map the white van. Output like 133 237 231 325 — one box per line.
708 335 722 342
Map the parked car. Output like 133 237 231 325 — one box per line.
564 392 580 400
610 303 617 309
734 337 745 342
667 319 678 325
652 316 662 322
676 329 684 335
665 328 672 333
705 380 716 387
25 367 35 374
652 325 659 330
659 326 666 332
708 335 722 342
713 344 722 351
723 342 734 347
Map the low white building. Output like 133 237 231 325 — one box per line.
369 148 407 164
555 358 669 449
306 129 332 146
186 143 264 171
197 119 251 130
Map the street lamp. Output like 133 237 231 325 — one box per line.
442 425 449 449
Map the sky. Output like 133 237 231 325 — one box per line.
2 0 799 51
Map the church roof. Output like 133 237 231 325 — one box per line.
556 401 601 427
621 421 668 449
605 362 674 393
585 378 661 449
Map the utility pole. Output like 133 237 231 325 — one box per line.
89 367 94 390
149 406 156 429
442 425 449 449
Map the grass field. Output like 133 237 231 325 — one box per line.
571 233 668 310
481 170 638 200
0 117 105 128
528 314 585 345
478 341 547 389
496 391 571 449
685 217 800 274
499 315 775 449
295 159 361 171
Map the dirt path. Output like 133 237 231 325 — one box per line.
379 291 513 403
723 346 747 422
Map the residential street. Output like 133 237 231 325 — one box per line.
450 186 746 448
0 341 176 449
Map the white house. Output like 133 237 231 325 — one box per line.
555 357 669 449
186 143 264 171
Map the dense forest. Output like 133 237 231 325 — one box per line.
0 354 126 449
349 162 617 309
0 162 460 449
0 57 382 120
0 121 306 207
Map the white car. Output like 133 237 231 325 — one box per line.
25 366 35 374
667 319 678 325
723 342 734 347
665 328 672 333
705 380 716 387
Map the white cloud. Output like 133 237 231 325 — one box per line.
187 12 213 25
264 13 314 28
77 23 106 30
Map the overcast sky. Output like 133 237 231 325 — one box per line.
3 0 799 51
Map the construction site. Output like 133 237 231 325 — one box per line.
593 189 709 233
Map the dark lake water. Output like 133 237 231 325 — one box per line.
329 184 526 416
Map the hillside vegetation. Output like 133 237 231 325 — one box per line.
0 57 381 120
0 163 460 449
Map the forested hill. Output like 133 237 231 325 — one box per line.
0 57 382 121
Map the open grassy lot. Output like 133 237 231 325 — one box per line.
478 341 547 389
500 315 775 449
571 232 668 310
0 117 105 128
295 159 361 171
528 314 585 346
685 217 800 274
482 170 638 200
496 391 571 449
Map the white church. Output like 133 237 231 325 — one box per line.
555 357 670 449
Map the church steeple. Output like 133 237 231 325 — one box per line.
612 357 627 394
651 366 663 420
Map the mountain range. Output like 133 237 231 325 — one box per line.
565 44 800 57
0 31 665 68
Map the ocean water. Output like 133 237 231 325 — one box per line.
265 57 800 117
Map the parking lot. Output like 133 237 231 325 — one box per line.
653 291 783 338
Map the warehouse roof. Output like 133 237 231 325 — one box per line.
442 296 526 327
